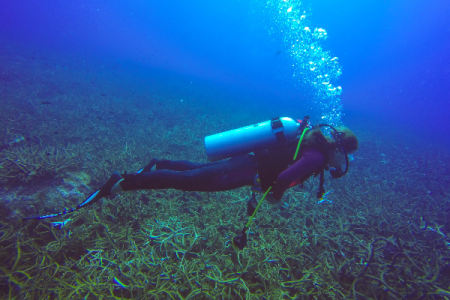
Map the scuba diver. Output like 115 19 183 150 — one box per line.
24 116 358 249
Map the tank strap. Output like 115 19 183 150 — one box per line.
271 117 286 142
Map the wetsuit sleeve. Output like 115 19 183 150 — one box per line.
272 149 325 200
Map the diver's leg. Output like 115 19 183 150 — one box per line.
138 158 159 173
139 158 224 173
115 154 257 193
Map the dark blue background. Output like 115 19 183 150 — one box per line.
1 0 449 143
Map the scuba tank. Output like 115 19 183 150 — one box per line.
204 117 301 161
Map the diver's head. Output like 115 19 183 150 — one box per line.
328 127 359 168
337 127 359 154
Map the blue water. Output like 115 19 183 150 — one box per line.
1 0 450 298
2 0 449 139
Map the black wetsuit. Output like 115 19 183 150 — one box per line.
119 140 327 199
120 154 257 192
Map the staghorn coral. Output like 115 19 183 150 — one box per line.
2 175 449 299
0 143 78 184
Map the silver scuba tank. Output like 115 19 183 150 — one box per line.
204 117 301 161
